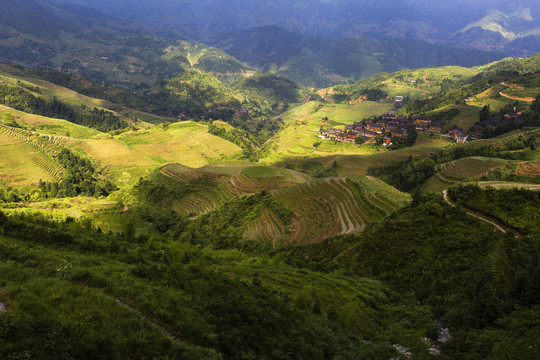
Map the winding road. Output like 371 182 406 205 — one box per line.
442 190 511 235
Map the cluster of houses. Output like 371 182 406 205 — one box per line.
320 112 451 147
233 106 252 120
470 112 524 138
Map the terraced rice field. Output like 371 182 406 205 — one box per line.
0 124 64 185
467 181 540 190
0 132 59 185
161 163 310 217
117 121 242 167
268 176 410 245
516 162 540 177
243 210 286 248
228 167 311 194
423 156 513 193
437 157 511 181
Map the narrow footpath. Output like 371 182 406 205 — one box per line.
113 298 180 342
442 191 517 236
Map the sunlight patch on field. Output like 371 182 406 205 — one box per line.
0 105 100 139
0 133 56 185
117 121 242 168
261 101 390 163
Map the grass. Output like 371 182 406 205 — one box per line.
117 121 242 167
0 132 58 185
260 101 390 163
74 138 155 185
243 166 280 179
71 121 243 186
0 105 100 140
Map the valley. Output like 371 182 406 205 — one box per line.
0 1 539 359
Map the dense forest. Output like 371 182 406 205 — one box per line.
37 149 117 198
2 189 538 359
448 184 540 234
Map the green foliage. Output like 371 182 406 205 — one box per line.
448 184 540 234
38 149 117 198
178 191 291 250
236 73 303 105
406 79 492 114
0 84 127 132
0 210 437 359
368 156 436 192
388 125 417 150
343 194 540 356
207 123 260 161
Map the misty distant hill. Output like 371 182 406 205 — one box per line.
56 0 540 55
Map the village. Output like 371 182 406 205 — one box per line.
320 112 457 147
320 102 525 148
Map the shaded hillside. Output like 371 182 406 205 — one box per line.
212 26 505 87
0 208 437 360
0 0 253 86
133 165 410 249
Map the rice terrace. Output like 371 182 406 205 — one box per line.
0 1 540 358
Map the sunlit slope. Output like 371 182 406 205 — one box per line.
266 176 410 245
160 163 310 217
260 101 390 163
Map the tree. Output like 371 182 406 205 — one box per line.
407 125 417 146
355 136 365 145
479 105 491 123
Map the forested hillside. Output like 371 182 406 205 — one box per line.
0 2 539 358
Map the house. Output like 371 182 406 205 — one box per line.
320 128 344 139
504 112 521 120
395 96 404 102
404 77 416 83
471 123 483 137
365 123 384 133
428 121 445 132
382 136 392 146
357 129 379 138
376 119 387 128
390 128 408 137
449 129 468 143
412 116 432 125
382 113 397 120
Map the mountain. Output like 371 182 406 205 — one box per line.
212 26 505 87
0 0 254 86
57 0 540 55
451 5 540 56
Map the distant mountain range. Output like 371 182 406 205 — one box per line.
58 0 540 55
0 0 509 88
210 26 504 87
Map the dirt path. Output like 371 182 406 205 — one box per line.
114 298 180 342
499 82 535 103
442 191 516 236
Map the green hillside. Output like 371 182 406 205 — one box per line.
138 168 411 248
0 10 539 358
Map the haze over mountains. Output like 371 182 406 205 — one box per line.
60 0 540 55
0 0 518 87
